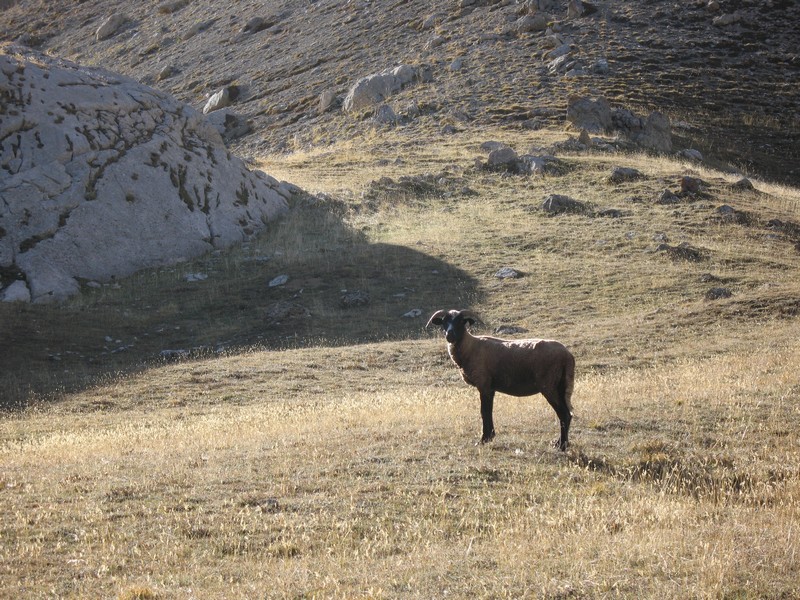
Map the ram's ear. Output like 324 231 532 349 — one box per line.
460 310 480 326
426 310 448 328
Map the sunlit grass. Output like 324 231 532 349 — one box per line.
2 127 800 598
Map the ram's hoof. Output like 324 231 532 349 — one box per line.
552 438 569 451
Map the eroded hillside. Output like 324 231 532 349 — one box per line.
2 0 798 184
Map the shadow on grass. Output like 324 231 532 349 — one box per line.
0 200 482 409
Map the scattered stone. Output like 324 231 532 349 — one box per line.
343 64 431 113
494 325 529 335
402 308 423 318
612 109 672 153
705 287 732 300
680 148 704 162
95 14 128 41
519 155 568 176
597 208 624 218
268 274 289 287
566 96 612 133
495 267 522 279
265 300 310 322
156 64 178 81
714 205 751 225
241 16 276 34
541 194 588 214
185 273 208 282
205 109 251 141
0 280 31 303
480 141 508 152
699 273 720 283
655 189 680 204
160 349 190 360
608 166 644 184
730 177 755 191
655 242 706 262
318 89 337 113
203 85 241 114
713 12 741 27
181 18 217 41
514 14 549 33
340 290 370 308
487 146 519 169
680 176 704 194
373 104 398 125
157 0 190 14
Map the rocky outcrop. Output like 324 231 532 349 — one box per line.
343 64 432 113
0 45 291 303
567 96 672 153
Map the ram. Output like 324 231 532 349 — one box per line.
427 309 575 450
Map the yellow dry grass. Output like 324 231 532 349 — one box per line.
2 127 800 598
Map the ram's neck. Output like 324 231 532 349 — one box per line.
448 331 477 367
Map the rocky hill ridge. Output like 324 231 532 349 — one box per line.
2 0 798 185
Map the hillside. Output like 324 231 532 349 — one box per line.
2 0 800 598
1 0 798 184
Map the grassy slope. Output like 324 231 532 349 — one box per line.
2 128 800 598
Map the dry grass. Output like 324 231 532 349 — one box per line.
2 330 800 598
2 127 800 598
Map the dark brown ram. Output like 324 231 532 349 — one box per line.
427 309 575 450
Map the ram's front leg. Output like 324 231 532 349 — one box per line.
479 389 496 444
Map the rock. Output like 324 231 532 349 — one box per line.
318 89 337 113
0 46 289 303
566 96 612 133
567 0 584 18
268 274 289 287
157 0 190 14
487 146 519 169
205 109 251 141
0 280 31 302
608 166 644 184
519 155 568 176
156 64 178 82
713 12 741 26
343 64 430 113
203 85 241 115
95 14 128 41
680 148 704 162
185 273 208 282
715 204 751 225
265 300 309 322
545 43 572 61
514 14 549 33
374 104 398 125
541 194 588 214
494 325 528 335
241 16 276 34
402 308 423 318
340 290 370 308
612 109 672 153
656 242 706 262
495 267 522 279
680 176 704 194
655 189 680 204
598 208 624 218
705 287 732 300
479 141 508 152
160 349 190 360
730 177 754 191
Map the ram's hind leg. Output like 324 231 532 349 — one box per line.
542 388 571 451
